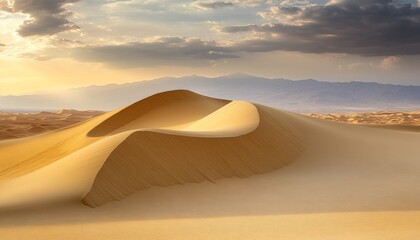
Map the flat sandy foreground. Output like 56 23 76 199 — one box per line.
1 90 420 239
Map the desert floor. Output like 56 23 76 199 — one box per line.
309 111 420 125
0 110 103 141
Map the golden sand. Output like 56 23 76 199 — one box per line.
1 90 420 239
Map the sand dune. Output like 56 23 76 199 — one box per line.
1 90 420 239
83 103 302 207
0 90 303 207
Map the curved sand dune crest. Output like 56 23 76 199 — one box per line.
82 104 303 207
0 90 303 207
88 90 230 137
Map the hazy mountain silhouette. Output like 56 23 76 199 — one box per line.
1 74 419 113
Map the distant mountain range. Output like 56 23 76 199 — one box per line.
1 74 419 113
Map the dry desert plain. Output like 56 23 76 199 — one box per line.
0 110 103 141
1 90 420 239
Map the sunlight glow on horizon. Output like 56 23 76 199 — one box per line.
1 0 420 94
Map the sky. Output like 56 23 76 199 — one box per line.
1 0 420 95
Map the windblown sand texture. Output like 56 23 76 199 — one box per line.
1 90 420 239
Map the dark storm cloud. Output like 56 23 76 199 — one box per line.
195 1 235 9
0 0 80 37
219 0 420 56
72 37 238 68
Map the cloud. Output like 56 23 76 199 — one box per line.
381 56 401 69
191 0 266 10
10 0 420 70
217 0 420 56
0 0 80 37
193 1 234 10
71 36 238 68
